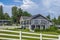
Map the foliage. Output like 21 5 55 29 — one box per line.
45 26 58 32
52 17 57 24
4 13 10 20
12 6 18 24
46 14 50 19
56 30 60 33
52 16 60 25
12 6 31 24
57 16 60 25
34 25 57 32
23 11 32 16
34 28 40 32
0 5 4 20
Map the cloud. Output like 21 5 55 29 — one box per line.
20 0 40 15
41 0 60 18
0 2 15 16
3 5 16 16
20 0 39 10
0 0 60 18
0 2 4 7
0 2 21 17
20 0 60 18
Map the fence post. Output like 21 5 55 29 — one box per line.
58 35 60 40
20 31 22 40
40 33 42 40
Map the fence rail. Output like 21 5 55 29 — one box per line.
0 29 60 40
20 31 60 40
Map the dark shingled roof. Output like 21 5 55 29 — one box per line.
21 14 52 22
31 14 52 22
21 16 32 20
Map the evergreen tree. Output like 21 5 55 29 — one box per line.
12 6 18 23
0 5 4 20
46 14 50 19
52 17 57 24
57 16 60 25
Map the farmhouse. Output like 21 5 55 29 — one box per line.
20 14 53 31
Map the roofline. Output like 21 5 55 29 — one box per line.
31 14 52 22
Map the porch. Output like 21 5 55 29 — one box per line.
30 25 46 30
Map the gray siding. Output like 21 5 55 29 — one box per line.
31 17 51 29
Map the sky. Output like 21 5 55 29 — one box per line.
0 0 60 18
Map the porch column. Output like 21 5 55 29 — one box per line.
29 25 31 29
20 20 21 28
35 25 36 29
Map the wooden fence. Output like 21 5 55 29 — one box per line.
0 29 60 40
20 31 60 40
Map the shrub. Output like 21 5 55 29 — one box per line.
34 28 40 32
56 30 60 33
47 25 58 32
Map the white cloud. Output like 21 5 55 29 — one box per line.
20 0 39 10
0 2 15 16
41 0 60 18
42 0 51 8
0 2 4 7
0 2 20 16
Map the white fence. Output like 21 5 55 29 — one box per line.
20 31 60 40
0 26 21 29
0 29 60 40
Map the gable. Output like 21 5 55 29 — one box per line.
32 15 44 19
31 14 52 22
20 16 24 21
32 14 46 19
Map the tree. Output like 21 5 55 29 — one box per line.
17 8 31 23
23 11 31 16
12 7 32 24
52 17 57 24
4 13 10 20
57 16 60 25
46 14 50 19
17 8 31 16
17 8 23 16
12 6 18 23
0 5 4 20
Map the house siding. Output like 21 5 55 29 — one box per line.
20 14 52 31
31 16 51 29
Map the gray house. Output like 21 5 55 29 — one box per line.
20 14 53 31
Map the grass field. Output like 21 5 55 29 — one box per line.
0 28 59 40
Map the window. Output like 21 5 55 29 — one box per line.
24 21 26 25
34 20 39 24
21 21 23 24
26 20 29 24
41 20 47 25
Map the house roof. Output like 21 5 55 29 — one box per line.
31 14 52 22
21 14 52 22
21 16 32 20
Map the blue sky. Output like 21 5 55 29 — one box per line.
0 0 60 18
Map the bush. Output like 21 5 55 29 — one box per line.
47 25 58 32
56 30 60 33
34 25 57 32
34 28 40 32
